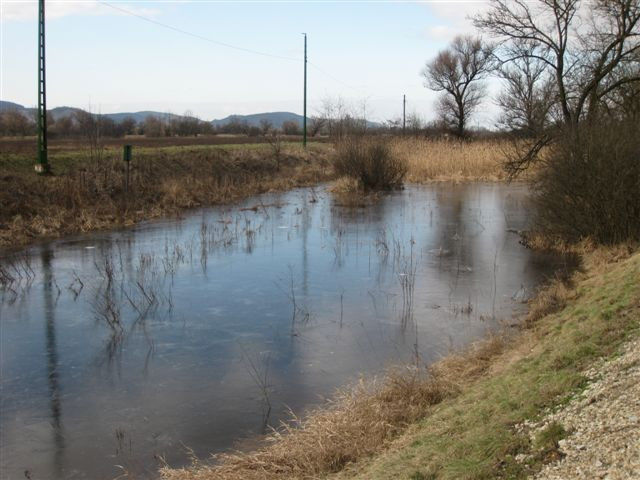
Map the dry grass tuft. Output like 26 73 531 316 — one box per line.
392 138 508 183
329 176 362 194
159 335 510 480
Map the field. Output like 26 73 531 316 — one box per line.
0 137 333 249
0 134 314 156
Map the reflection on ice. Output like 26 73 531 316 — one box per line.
0 183 570 479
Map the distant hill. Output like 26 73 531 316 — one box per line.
0 100 25 112
103 111 184 123
211 112 305 129
0 101 186 124
1 101 381 128
0 101 77 120
211 111 380 129
1 101 298 126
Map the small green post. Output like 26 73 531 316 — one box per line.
123 145 132 192
303 33 307 148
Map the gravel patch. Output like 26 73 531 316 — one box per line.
531 339 640 480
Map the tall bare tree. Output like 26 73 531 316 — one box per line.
495 40 556 136
259 119 273 136
475 0 640 131
422 35 494 138
307 117 326 137
0 109 33 136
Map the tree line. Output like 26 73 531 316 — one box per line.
0 109 310 138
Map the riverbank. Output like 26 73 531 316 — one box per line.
160 244 639 480
0 142 332 249
0 137 510 251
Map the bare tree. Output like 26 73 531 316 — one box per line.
259 119 273 136
317 97 365 139
307 117 326 137
282 120 301 135
495 40 556 136
597 47 640 121
406 112 425 136
51 115 74 137
120 116 137 136
75 110 105 162
0 109 33 136
143 115 165 137
475 0 640 131
422 35 494 138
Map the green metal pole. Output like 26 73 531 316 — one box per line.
36 0 49 173
303 33 307 148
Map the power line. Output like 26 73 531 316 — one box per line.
100 2 381 100
308 62 360 90
99 1 300 62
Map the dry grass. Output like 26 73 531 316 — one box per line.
334 248 639 480
159 336 510 480
328 176 362 194
392 138 509 183
523 240 638 326
160 243 638 480
0 144 332 249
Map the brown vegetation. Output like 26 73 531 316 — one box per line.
159 335 509 480
0 144 331 249
395 138 508 183
0 134 316 156
534 119 640 244
160 244 638 480
333 137 407 190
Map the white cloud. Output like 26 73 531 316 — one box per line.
1 1 159 22
423 1 489 41
428 1 488 20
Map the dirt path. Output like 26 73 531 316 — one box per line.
532 338 640 480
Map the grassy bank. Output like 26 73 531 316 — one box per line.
160 245 639 480
0 142 332 249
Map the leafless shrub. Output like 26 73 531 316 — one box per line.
333 137 407 190
534 119 640 243
265 132 283 170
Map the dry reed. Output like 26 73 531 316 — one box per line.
159 335 509 480
392 138 508 183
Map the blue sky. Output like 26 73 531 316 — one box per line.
1 1 497 124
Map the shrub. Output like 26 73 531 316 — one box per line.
534 119 640 244
333 137 407 190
